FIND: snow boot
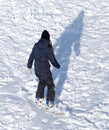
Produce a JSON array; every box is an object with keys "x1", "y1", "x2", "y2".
[
  {"x1": 35, "y1": 98, "x2": 44, "y2": 104},
  {"x1": 46, "y1": 100, "x2": 54, "y2": 109}
]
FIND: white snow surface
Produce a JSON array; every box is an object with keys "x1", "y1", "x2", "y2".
[{"x1": 0, "y1": 0, "x2": 109, "y2": 130}]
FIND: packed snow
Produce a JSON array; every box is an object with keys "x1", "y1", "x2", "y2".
[{"x1": 0, "y1": 0, "x2": 109, "y2": 130}]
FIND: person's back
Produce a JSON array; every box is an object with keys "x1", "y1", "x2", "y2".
[
  {"x1": 28, "y1": 35, "x2": 60, "y2": 79},
  {"x1": 34, "y1": 39, "x2": 51, "y2": 73}
]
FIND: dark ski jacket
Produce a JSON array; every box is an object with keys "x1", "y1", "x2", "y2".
[{"x1": 27, "y1": 39, "x2": 60, "y2": 79}]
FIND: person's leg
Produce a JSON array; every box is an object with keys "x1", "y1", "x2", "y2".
[
  {"x1": 46, "y1": 78, "x2": 55, "y2": 102},
  {"x1": 36, "y1": 79, "x2": 45, "y2": 99}
]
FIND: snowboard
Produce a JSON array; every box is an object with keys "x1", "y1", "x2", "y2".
[{"x1": 35, "y1": 101, "x2": 65, "y2": 117}]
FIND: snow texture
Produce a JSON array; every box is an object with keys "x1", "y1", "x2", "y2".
[{"x1": 0, "y1": 0, "x2": 109, "y2": 130}]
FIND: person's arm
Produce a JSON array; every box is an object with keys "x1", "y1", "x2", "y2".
[
  {"x1": 48, "y1": 48, "x2": 60, "y2": 69},
  {"x1": 27, "y1": 46, "x2": 35, "y2": 69}
]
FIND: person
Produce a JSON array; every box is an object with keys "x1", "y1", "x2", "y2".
[{"x1": 27, "y1": 30, "x2": 60, "y2": 108}]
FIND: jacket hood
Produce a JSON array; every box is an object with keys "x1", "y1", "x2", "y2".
[{"x1": 36, "y1": 39, "x2": 50, "y2": 49}]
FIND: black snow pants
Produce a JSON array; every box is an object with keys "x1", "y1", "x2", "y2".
[{"x1": 36, "y1": 76, "x2": 55, "y2": 101}]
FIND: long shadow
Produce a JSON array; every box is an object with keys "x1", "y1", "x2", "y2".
[{"x1": 53, "y1": 11, "x2": 85, "y2": 104}]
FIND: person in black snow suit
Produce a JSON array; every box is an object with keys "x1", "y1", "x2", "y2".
[{"x1": 27, "y1": 30, "x2": 60, "y2": 108}]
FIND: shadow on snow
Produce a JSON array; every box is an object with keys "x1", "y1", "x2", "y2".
[{"x1": 53, "y1": 11, "x2": 85, "y2": 104}]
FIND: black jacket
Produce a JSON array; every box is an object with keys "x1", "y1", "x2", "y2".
[{"x1": 27, "y1": 39, "x2": 60, "y2": 78}]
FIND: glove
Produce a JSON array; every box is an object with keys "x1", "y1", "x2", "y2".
[
  {"x1": 57, "y1": 64, "x2": 60, "y2": 69},
  {"x1": 28, "y1": 68, "x2": 32, "y2": 74}
]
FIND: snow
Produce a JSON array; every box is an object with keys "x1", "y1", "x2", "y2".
[{"x1": 0, "y1": 0, "x2": 109, "y2": 129}]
